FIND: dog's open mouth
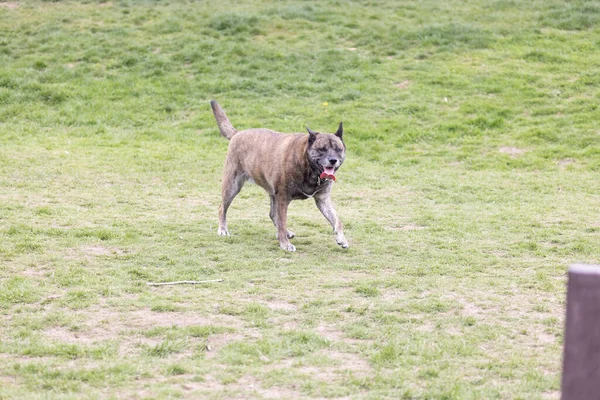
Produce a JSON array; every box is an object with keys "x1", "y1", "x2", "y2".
[{"x1": 320, "y1": 166, "x2": 336, "y2": 181}]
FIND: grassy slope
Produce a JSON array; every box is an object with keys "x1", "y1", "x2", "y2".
[{"x1": 0, "y1": 0, "x2": 599, "y2": 398}]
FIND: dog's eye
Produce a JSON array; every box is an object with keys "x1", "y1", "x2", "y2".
[{"x1": 318, "y1": 147, "x2": 327, "y2": 152}]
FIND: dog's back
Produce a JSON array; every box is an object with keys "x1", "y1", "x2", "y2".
[{"x1": 225, "y1": 129, "x2": 308, "y2": 193}]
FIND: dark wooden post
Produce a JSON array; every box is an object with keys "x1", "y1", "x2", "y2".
[{"x1": 562, "y1": 264, "x2": 600, "y2": 400}]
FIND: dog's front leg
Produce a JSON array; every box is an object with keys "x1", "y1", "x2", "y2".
[
  {"x1": 270, "y1": 195, "x2": 295, "y2": 239},
  {"x1": 315, "y1": 195, "x2": 349, "y2": 249},
  {"x1": 274, "y1": 196, "x2": 296, "y2": 252}
]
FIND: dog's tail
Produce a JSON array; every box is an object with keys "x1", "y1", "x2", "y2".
[{"x1": 210, "y1": 100, "x2": 237, "y2": 140}]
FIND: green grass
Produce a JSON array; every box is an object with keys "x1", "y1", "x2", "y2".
[{"x1": 1, "y1": 0, "x2": 599, "y2": 398}]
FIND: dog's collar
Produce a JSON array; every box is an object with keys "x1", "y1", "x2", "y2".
[
  {"x1": 300, "y1": 185, "x2": 324, "y2": 199},
  {"x1": 299, "y1": 176, "x2": 326, "y2": 199}
]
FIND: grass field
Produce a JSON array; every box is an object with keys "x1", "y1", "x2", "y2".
[{"x1": 1, "y1": 0, "x2": 599, "y2": 398}]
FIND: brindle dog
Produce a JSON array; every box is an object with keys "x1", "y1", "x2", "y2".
[{"x1": 210, "y1": 100, "x2": 349, "y2": 252}]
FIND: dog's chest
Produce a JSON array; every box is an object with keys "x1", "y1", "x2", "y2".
[{"x1": 290, "y1": 178, "x2": 328, "y2": 200}]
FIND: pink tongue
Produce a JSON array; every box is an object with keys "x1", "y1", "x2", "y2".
[{"x1": 320, "y1": 167, "x2": 336, "y2": 181}]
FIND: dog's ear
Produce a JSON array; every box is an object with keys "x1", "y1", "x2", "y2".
[
  {"x1": 334, "y1": 122, "x2": 343, "y2": 141},
  {"x1": 306, "y1": 127, "x2": 318, "y2": 146}
]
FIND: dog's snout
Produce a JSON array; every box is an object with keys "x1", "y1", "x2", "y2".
[{"x1": 328, "y1": 158, "x2": 338, "y2": 166}]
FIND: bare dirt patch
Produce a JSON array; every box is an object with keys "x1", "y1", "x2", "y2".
[
  {"x1": 280, "y1": 320, "x2": 299, "y2": 330},
  {"x1": 415, "y1": 320, "x2": 435, "y2": 333},
  {"x1": 267, "y1": 348, "x2": 373, "y2": 390},
  {"x1": 41, "y1": 308, "x2": 244, "y2": 355},
  {"x1": 265, "y1": 300, "x2": 297, "y2": 312},
  {"x1": 542, "y1": 390, "x2": 560, "y2": 399},
  {"x1": 399, "y1": 224, "x2": 426, "y2": 231},
  {"x1": 462, "y1": 301, "x2": 485, "y2": 318},
  {"x1": 44, "y1": 326, "x2": 118, "y2": 345},
  {"x1": 126, "y1": 310, "x2": 219, "y2": 329},
  {"x1": 382, "y1": 289, "x2": 408, "y2": 302},
  {"x1": 395, "y1": 80, "x2": 411, "y2": 89},
  {"x1": 499, "y1": 146, "x2": 526, "y2": 157},
  {"x1": 183, "y1": 370, "x2": 305, "y2": 399},
  {"x1": 82, "y1": 244, "x2": 125, "y2": 256},
  {"x1": 237, "y1": 375, "x2": 304, "y2": 399},
  {"x1": 315, "y1": 324, "x2": 344, "y2": 341},
  {"x1": 558, "y1": 158, "x2": 575, "y2": 168},
  {"x1": 205, "y1": 332, "x2": 246, "y2": 358},
  {"x1": 183, "y1": 374, "x2": 226, "y2": 394},
  {"x1": 321, "y1": 349, "x2": 373, "y2": 377},
  {"x1": 21, "y1": 268, "x2": 48, "y2": 277},
  {"x1": 384, "y1": 222, "x2": 427, "y2": 232},
  {"x1": 534, "y1": 330, "x2": 556, "y2": 346}
]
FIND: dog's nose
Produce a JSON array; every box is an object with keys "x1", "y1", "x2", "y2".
[{"x1": 328, "y1": 159, "x2": 338, "y2": 166}]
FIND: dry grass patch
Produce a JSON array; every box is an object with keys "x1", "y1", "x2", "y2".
[{"x1": 499, "y1": 146, "x2": 527, "y2": 157}]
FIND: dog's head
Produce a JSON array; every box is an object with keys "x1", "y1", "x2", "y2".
[{"x1": 306, "y1": 123, "x2": 345, "y2": 181}]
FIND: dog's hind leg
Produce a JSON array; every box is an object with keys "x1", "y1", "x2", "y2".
[
  {"x1": 274, "y1": 196, "x2": 296, "y2": 252},
  {"x1": 269, "y1": 195, "x2": 295, "y2": 239},
  {"x1": 218, "y1": 171, "x2": 245, "y2": 236},
  {"x1": 314, "y1": 195, "x2": 349, "y2": 249}
]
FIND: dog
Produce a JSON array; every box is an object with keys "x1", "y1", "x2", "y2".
[{"x1": 210, "y1": 100, "x2": 349, "y2": 252}]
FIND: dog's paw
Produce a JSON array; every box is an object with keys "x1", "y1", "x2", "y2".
[
  {"x1": 280, "y1": 242, "x2": 296, "y2": 252},
  {"x1": 217, "y1": 227, "x2": 229, "y2": 236},
  {"x1": 336, "y1": 234, "x2": 349, "y2": 249}
]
